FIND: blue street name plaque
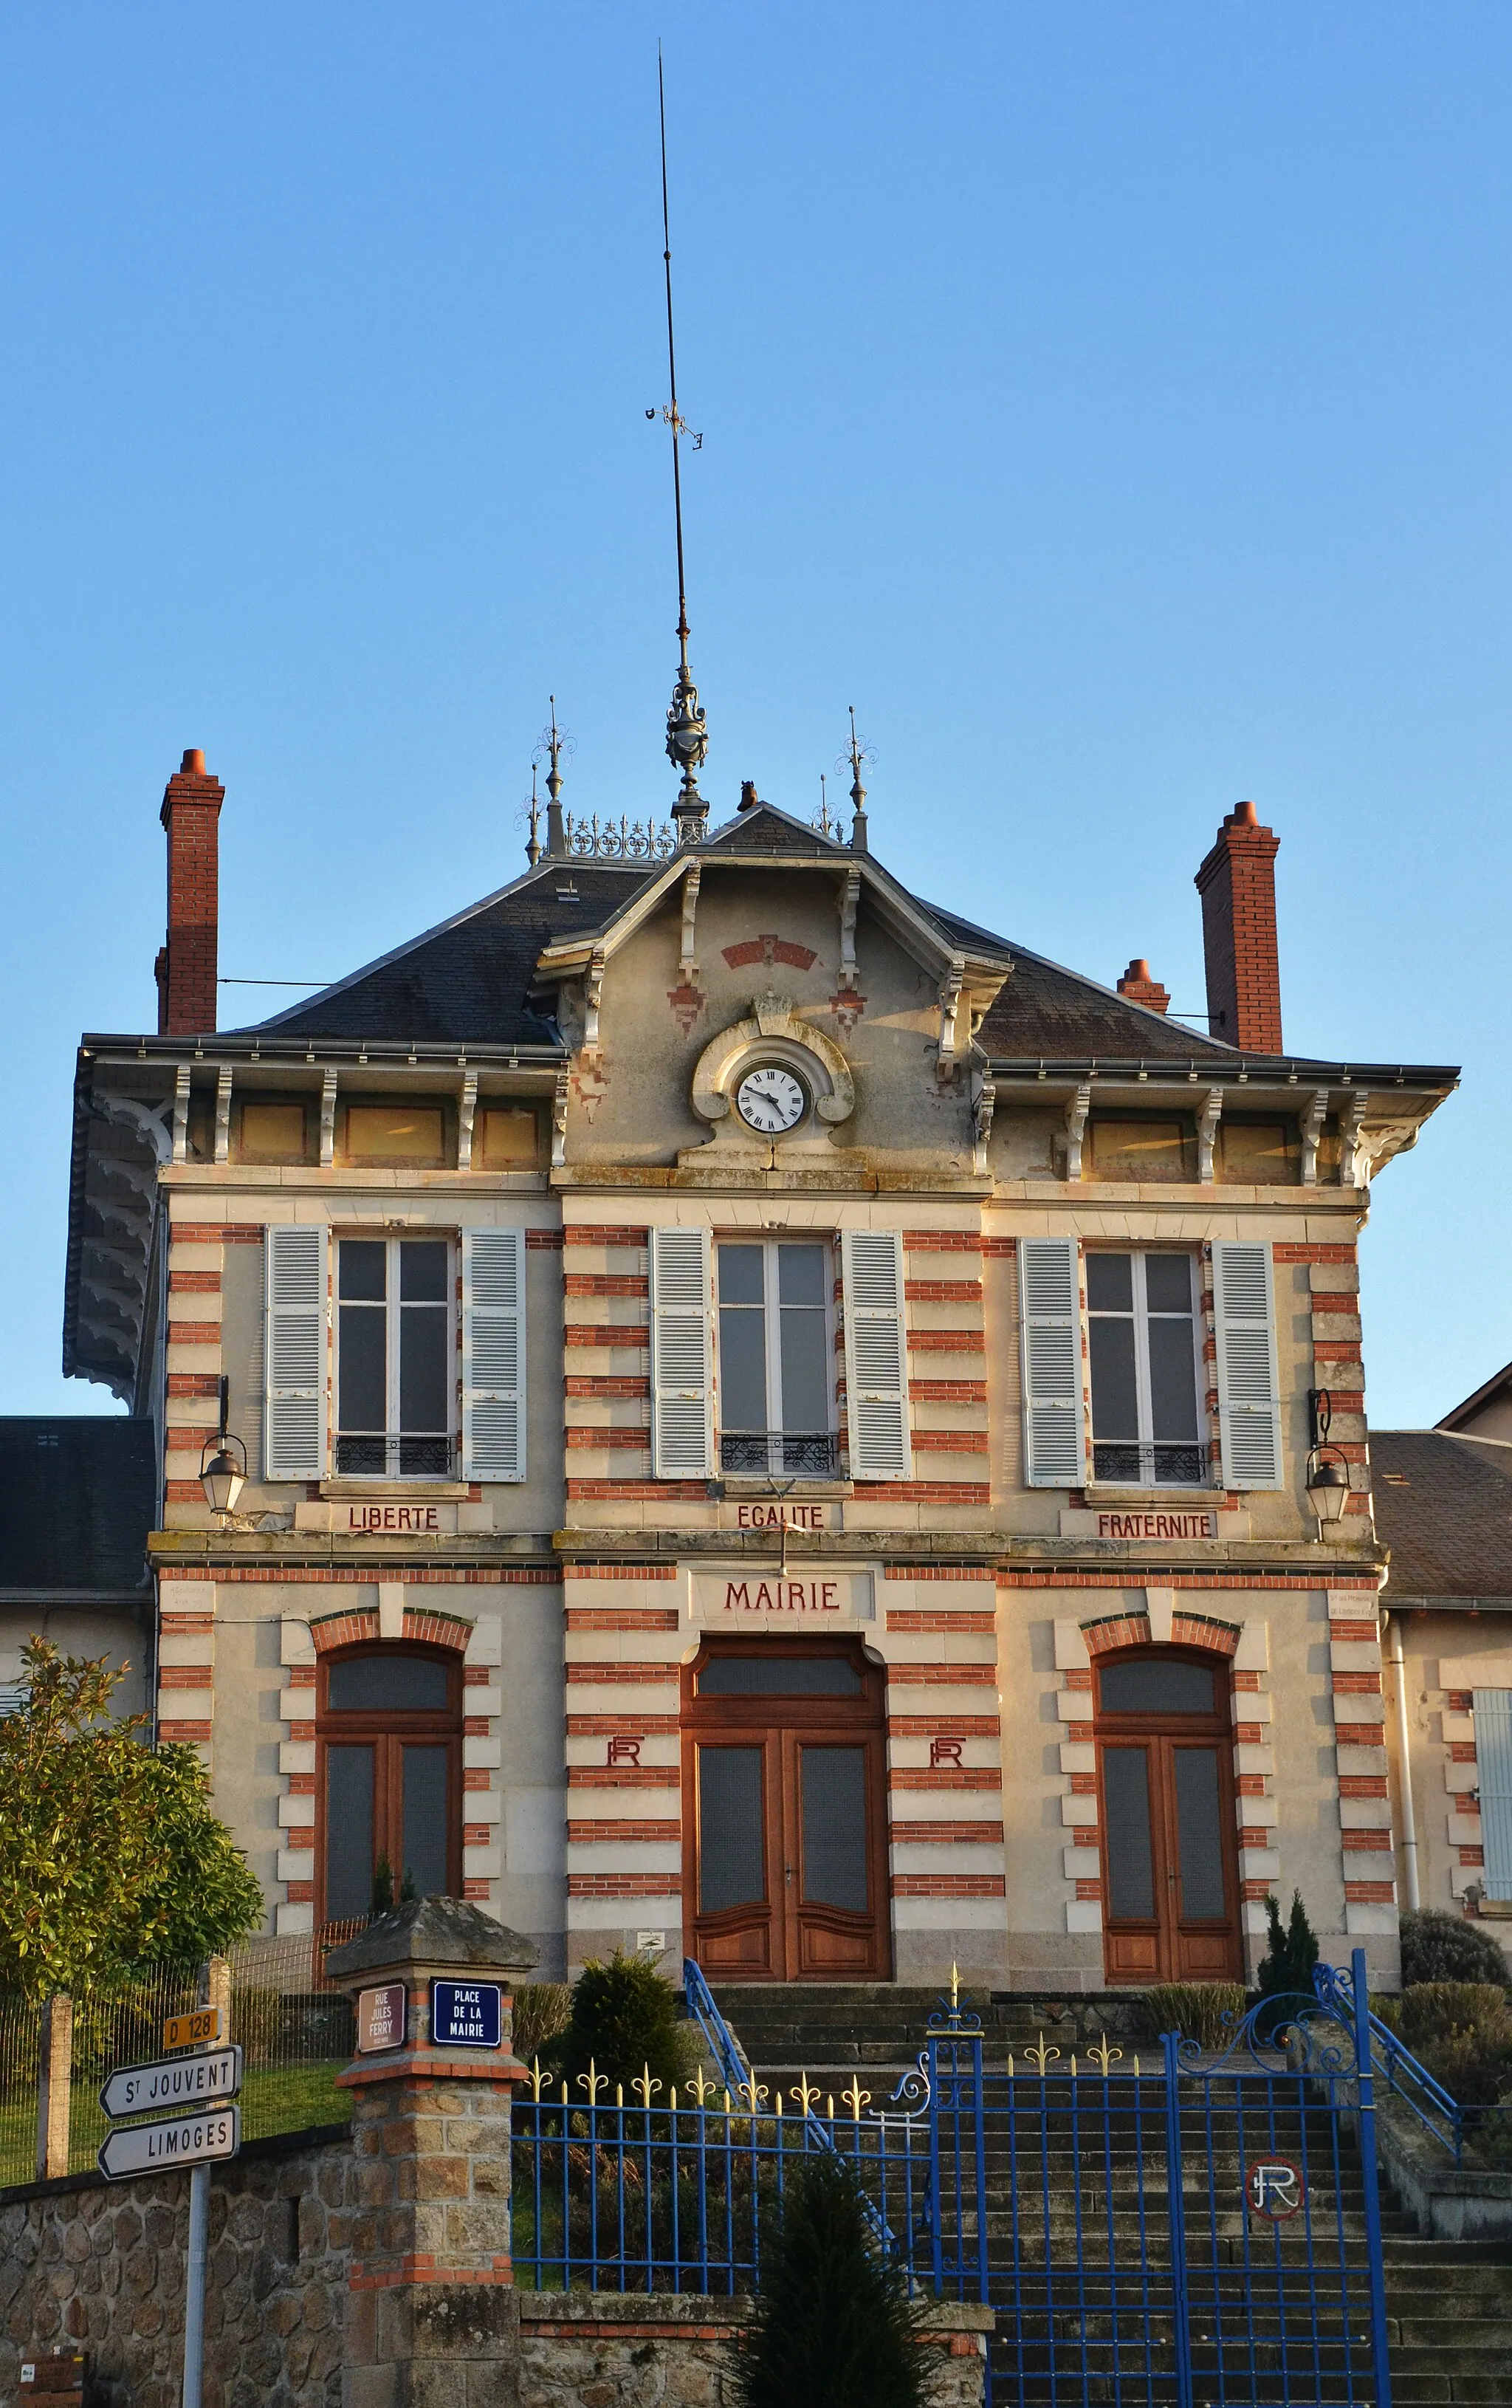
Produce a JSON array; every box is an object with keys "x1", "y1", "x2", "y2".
[{"x1": 431, "y1": 1979, "x2": 503, "y2": 2048}]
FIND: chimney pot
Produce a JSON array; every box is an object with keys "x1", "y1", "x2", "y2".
[
  {"x1": 738, "y1": 781, "x2": 759, "y2": 812},
  {"x1": 1194, "y1": 798, "x2": 1282, "y2": 1052},
  {"x1": 1116, "y1": 957, "x2": 1171, "y2": 1015},
  {"x1": 157, "y1": 749, "x2": 225, "y2": 1036}
]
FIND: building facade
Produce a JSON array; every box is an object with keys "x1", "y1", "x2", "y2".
[{"x1": 56, "y1": 750, "x2": 1457, "y2": 1987}]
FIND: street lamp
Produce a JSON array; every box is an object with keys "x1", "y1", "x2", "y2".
[
  {"x1": 1305, "y1": 1387, "x2": 1351, "y2": 1531},
  {"x1": 199, "y1": 1376, "x2": 247, "y2": 1517}
]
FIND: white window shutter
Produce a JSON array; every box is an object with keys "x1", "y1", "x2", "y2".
[
  {"x1": 264, "y1": 1225, "x2": 327, "y2": 1481},
  {"x1": 1212, "y1": 1239, "x2": 1282, "y2": 1489},
  {"x1": 650, "y1": 1226, "x2": 714, "y2": 1479},
  {"x1": 463, "y1": 1228, "x2": 526, "y2": 1482},
  {"x1": 1019, "y1": 1236, "x2": 1085, "y2": 1487},
  {"x1": 1474, "y1": 1691, "x2": 1512, "y2": 1902},
  {"x1": 842, "y1": 1229, "x2": 912, "y2": 1481}
]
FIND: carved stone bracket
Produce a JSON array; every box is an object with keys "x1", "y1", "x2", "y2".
[
  {"x1": 551, "y1": 1065, "x2": 571, "y2": 1169},
  {"x1": 171, "y1": 1064, "x2": 192, "y2": 1165},
  {"x1": 1197, "y1": 1086, "x2": 1223, "y2": 1183},
  {"x1": 582, "y1": 950, "x2": 607, "y2": 1057},
  {"x1": 838, "y1": 865, "x2": 860, "y2": 989},
  {"x1": 320, "y1": 1068, "x2": 337, "y2": 1169},
  {"x1": 971, "y1": 1066, "x2": 997, "y2": 1176},
  {"x1": 213, "y1": 1065, "x2": 233, "y2": 1164},
  {"x1": 1300, "y1": 1088, "x2": 1329, "y2": 1186},
  {"x1": 1065, "y1": 1083, "x2": 1092, "y2": 1181},
  {"x1": 937, "y1": 966, "x2": 966, "y2": 1080},
  {"x1": 458, "y1": 1070, "x2": 478, "y2": 1170},
  {"x1": 1339, "y1": 1092, "x2": 1370, "y2": 1189}
]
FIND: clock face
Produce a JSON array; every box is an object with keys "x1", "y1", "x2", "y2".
[{"x1": 735, "y1": 1066, "x2": 807, "y2": 1135}]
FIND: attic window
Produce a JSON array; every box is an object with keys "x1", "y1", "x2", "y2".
[
  {"x1": 342, "y1": 1105, "x2": 447, "y2": 1167},
  {"x1": 1382, "y1": 1472, "x2": 1409, "y2": 1485},
  {"x1": 477, "y1": 1106, "x2": 542, "y2": 1171}
]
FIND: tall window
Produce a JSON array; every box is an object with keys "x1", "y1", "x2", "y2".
[
  {"x1": 317, "y1": 1647, "x2": 461, "y2": 1921},
  {"x1": 1087, "y1": 1251, "x2": 1205, "y2": 1486},
  {"x1": 337, "y1": 1236, "x2": 453, "y2": 1476},
  {"x1": 717, "y1": 1240, "x2": 834, "y2": 1476}
]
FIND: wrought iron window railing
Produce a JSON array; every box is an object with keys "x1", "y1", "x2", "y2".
[
  {"x1": 333, "y1": 1433, "x2": 457, "y2": 1478},
  {"x1": 718, "y1": 1430, "x2": 839, "y2": 1478},
  {"x1": 1091, "y1": 1440, "x2": 1208, "y2": 1487}
]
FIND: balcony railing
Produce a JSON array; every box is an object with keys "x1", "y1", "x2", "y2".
[
  {"x1": 334, "y1": 1433, "x2": 458, "y2": 1479},
  {"x1": 1091, "y1": 1440, "x2": 1208, "y2": 1488},
  {"x1": 720, "y1": 1431, "x2": 839, "y2": 1479}
]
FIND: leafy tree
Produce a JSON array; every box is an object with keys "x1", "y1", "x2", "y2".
[
  {"x1": 0, "y1": 1640, "x2": 262, "y2": 2000},
  {"x1": 729, "y1": 2150, "x2": 929, "y2": 2408},
  {"x1": 551, "y1": 1947, "x2": 698, "y2": 2096}
]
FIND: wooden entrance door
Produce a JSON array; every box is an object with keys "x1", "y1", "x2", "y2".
[
  {"x1": 683, "y1": 1639, "x2": 890, "y2": 1982},
  {"x1": 1095, "y1": 1649, "x2": 1243, "y2": 1985}
]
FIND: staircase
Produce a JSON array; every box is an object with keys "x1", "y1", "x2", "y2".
[{"x1": 701, "y1": 1982, "x2": 1512, "y2": 2406}]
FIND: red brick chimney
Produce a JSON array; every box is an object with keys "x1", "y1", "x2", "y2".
[
  {"x1": 154, "y1": 749, "x2": 224, "y2": 1035},
  {"x1": 1116, "y1": 958, "x2": 1170, "y2": 1015},
  {"x1": 1193, "y1": 799, "x2": 1282, "y2": 1053}
]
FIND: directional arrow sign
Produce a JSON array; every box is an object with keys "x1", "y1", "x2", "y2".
[
  {"x1": 97, "y1": 2105, "x2": 240, "y2": 2181},
  {"x1": 98, "y1": 2045, "x2": 242, "y2": 2122}
]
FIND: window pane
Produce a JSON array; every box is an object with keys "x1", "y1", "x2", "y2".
[
  {"x1": 1173, "y1": 1748, "x2": 1227, "y2": 1919},
  {"x1": 1147, "y1": 1318, "x2": 1198, "y2": 1441},
  {"x1": 1089, "y1": 1318, "x2": 1138, "y2": 1439},
  {"x1": 800, "y1": 1747, "x2": 868, "y2": 1911},
  {"x1": 777, "y1": 1244, "x2": 826, "y2": 1307},
  {"x1": 1144, "y1": 1254, "x2": 1194, "y2": 1315},
  {"x1": 339, "y1": 1306, "x2": 388, "y2": 1433},
  {"x1": 328, "y1": 1654, "x2": 451, "y2": 1711},
  {"x1": 1086, "y1": 1253, "x2": 1133, "y2": 1312},
  {"x1": 718, "y1": 1246, "x2": 765, "y2": 1306},
  {"x1": 779, "y1": 1306, "x2": 829, "y2": 1433},
  {"x1": 698, "y1": 1655, "x2": 862, "y2": 1696},
  {"x1": 719, "y1": 1308, "x2": 768, "y2": 1430},
  {"x1": 340, "y1": 1241, "x2": 387, "y2": 1301},
  {"x1": 1102, "y1": 1749, "x2": 1155, "y2": 1918},
  {"x1": 1099, "y1": 1659, "x2": 1215, "y2": 1715},
  {"x1": 326, "y1": 1746, "x2": 375, "y2": 1919},
  {"x1": 400, "y1": 1306, "x2": 450, "y2": 1433},
  {"x1": 698, "y1": 1748, "x2": 766, "y2": 1912},
  {"x1": 401, "y1": 1745, "x2": 451, "y2": 1898},
  {"x1": 400, "y1": 1241, "x2": 449, "y2": 1302}
]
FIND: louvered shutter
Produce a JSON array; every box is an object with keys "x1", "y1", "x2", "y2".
[
  {"x1": 1018, "y1": 1235, "x2": 1085, "y2": 1486},
  {"x1": 842, "y1": 1229, "x2": 912, "y2": 1481},
  {"x1": 1474, "y1": 1690, "x2": 1512, "y2": 1902},
  {"x1": 462, "y1": 1228, "x2": 527, "y2": 1481},
  {"x1": 264, "y1": 1224, "x2": 327, "y2": 1480},
  {"x1": 1212, "y1": 1239, "x2": 1282, "y2": 1489},
  {"x1": 650, "y1": 1226, "x2": 714, "y2": 1479}
]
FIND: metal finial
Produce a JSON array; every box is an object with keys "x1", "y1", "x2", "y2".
[
  {"x1": 845, "y1": 706, "x2": 871, "y2": 854},
  {"x1": 655, "y1": 47, "x2": 709, "y2": 843},
  {"x1": 540, "y1": 696, "x2": 570, "y2": 860},
  {"x1": 950, "y1": 1961, "x2": 960, "y2": 2017},
  {"x1": 525, "y1": 764, "x2": 542, "y2": 868}
]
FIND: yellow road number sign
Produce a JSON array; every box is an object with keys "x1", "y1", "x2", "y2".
[{"x1": 162, "y1": 2006, "x2": 221, "y2": 2051}]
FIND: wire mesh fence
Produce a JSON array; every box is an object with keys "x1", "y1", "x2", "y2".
[{"x1": 0, "y1": 1992, "x2": 44, "y2": 2186}]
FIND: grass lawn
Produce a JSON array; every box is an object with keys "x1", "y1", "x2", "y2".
[{"x1": 0, "y1": 2060, "x2": 351, "y2": 2186}]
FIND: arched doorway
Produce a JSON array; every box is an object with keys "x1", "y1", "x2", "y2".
[
  {"x1": 1094, "y1": 1647, "x2": 1243, "y2": 1984},
  {"x1": 315, "y1": 1643, "x2": 464, "y2": 1921},
  {"x1": 681, "y1": 1637, "x2": 890, "y2": 1982}
]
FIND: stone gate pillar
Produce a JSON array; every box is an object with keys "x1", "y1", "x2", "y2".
[{"x1": 325, "y1": 1896, "x2": 539, "y2": 2408}]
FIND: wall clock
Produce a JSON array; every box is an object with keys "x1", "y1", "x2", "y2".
[{"x1": 734, "y1": 1066, "x2": 807, "y2": 1135}]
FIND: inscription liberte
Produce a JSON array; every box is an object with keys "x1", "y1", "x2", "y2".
[{"x1": 346, "y1": 1505, "x2": 441, "y2": 1533}]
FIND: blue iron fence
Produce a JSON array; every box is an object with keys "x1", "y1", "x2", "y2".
[{"x1": 509, "y1": 1952, "x2": 1400, "y2": 2407}]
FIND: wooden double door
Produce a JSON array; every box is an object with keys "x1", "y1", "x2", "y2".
[
  {"x1": 1096, "y1": 1648, "x2": 1244, "y2": 1985},
  {"x1": 683, "y1": 1639, "x2": 890, "y2": 1982}
]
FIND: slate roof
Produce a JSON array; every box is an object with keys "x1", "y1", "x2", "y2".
[
  {"x1": 1438, "y1": 1364, "x2": 1512, "y2": 1435},
  {"x1": 0, "y1": 1418, "x2": 156, "y2": 1602},
  {"x1": 1372, "y1": 1430, "x2": 1512, "y2": 1602}
]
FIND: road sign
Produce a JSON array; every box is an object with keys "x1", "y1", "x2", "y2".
[
  {"x1": 432, "y1": 1979, "x2": 502, "y2": 2048},
  {"x1": 357, "y1": 1982, "x2": 407, "y2": 2053},
  {"x1": 1245, "y1": 2156, "x2": 1305, "y2": 2219},
  {"x1": 97, "y1": 2105, "x2": 240, "y2": 2181},
  {"x1": 163, "y1": 2006, "x2": 221, "y2": 2051},
  {"x1": 99, "y1": 2045, "x2": 241, "y2": 2122}
]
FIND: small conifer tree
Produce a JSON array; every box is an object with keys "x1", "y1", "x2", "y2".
[
  {"x1": 1253, "y1": 1890, "x2": 1320, "y2": 2038},
  {"x1": 551, "y1": 1947, "x2": 697, "y2": 2096},
  {"x1": 731, "y1": 2150, "x2": 929, "y2": 2408}
]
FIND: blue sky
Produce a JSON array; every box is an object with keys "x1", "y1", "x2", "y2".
[{"x1": 1, "y1": 3, "x2": 1506, "y2": 1424}]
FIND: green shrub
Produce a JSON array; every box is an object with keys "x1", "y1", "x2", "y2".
[
  {"x1": 512, "y1": 1980, "x2": 571, "y2": 2071},
  {"x1": 1389, "y1": 1983, "x2": 1512, "y2": 2050},
  {"x1": 550, "y1": 1949, "x2": 698, "y2": 2100},
  {"x1": 1376, "y1": 1981, "x2": 1512, "y2": 2112},
  {"x1": 1143, "y1": 1983, "x2": 1247, "y2": 2049},
  {"x1": 1399, "y1": 1910, "x2": 1511, "y2": 1991},
  {"x1": 729, "y1": 2150, "x2": 929, "y2": 2408}
]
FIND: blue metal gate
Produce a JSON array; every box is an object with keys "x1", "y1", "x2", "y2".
[{"x1": 921, "y1": 1949, "x2": 1392, "y2": 2407}]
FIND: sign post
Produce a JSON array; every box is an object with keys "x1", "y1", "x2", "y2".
[{"x1": 96, "y1": 1990, "x2": 241, "y2": 2408}]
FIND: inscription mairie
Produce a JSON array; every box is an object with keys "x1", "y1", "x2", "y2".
[{"x1": 690, "y1": 1566, "x2": 873, "y2": 1623}]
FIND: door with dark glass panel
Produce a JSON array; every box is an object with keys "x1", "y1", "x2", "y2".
[
  {"x1": 317, "y1": 1647, "x2": 462, "y2": 1921},
  {"x1": 683, "y1": 1642, "x2": 889, "y2": 1981},
  {"x1": 1095, "y1": 1650, "x2": 1243, "y2": 1984}
]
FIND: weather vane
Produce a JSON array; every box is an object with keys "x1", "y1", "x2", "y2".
[
  {"x1": 649, "y1": 47, "x2": 709, "y2": 842},
  {"x1": 839, "y1": 707, "x2": 875, "y2": 852}
]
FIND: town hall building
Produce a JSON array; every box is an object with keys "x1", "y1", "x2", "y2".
[{"x1": 53, "y1": 735, "x2": 1458, "y2": 1989}]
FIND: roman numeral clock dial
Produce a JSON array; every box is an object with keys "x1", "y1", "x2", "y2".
[{"x1": 734, "y1": 1066, "x2": 806, "y2": 1135}]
